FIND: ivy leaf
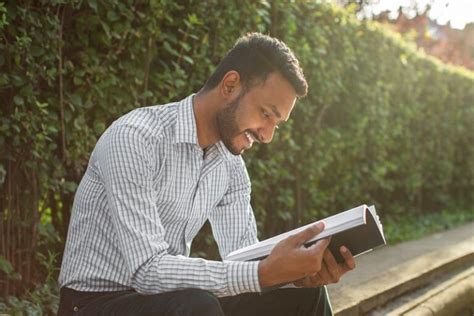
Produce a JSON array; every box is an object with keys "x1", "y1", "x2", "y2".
[
  {"x1": 30, "y1": 46, "x2": 45, "y2": 57},
  {"x1": 183, "y1": 56, "x2": 194, "y2": 64},
  {"x1": 13, "y1": 95, "x2": 24, "y2": 105},
  {"x1": 69, "y1": 94, "x2": 82, "y2": 107},
  {"x1": 107, "y1": 10, "x2": 119, "y2": 22},
  {"x1": 88, "y1": 0, "x2": 98, "y2": 13},
  {"x1": 0, "y1": 255, "x2": 14, "y2": 274}
]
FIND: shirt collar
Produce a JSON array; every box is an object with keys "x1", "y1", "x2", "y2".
[
  {"x1": 175, "y1": 94, "x2": 199, "y2": 145},
  {"x1": 215, "y1": 141, "x2": 234, "y2": 161},
  {"x1": 175, "y1": 93, "x2": 236, "y2": 162}
]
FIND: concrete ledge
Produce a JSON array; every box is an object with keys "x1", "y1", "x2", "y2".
[
  {"x1": 391, "y1": 267, "x2": 474, "y2": 315},
  {"x1": 329, "y1": 223, "x2": 474, "y2": 316}
]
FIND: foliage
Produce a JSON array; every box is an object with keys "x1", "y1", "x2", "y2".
[
  {"x1": 0, "y1": 249, "x2": 59, "y2": 315},
  {"x1": 1, "y1": 0, "x2": 473, "y2": 313},
  {"x1": 384, "y1": 207, "x2": 474, "y2": 244},
  {"x1": 244, "y1": 2, "x2": 474, "y2": 241}
]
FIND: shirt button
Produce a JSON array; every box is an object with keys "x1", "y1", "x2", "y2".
[{"x1": 73, "y1": 306, "x2": 79, "y2": 312}]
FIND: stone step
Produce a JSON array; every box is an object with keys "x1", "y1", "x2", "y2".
[
  {"x1": 369, "y1": 266, "x2": 473, "y2": 315},
  {"x1": 328, "y1": 222, "x2": 474, "y2": 315}
]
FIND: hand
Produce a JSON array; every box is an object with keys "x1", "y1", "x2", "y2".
[
  {"x1": 293, "y1": 246, "x2": 356, "y2": 288},
  {"x1": 258, "y1": 222, "x2": 331, "y2": 288}
]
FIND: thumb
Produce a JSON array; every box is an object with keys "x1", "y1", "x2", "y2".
[{"x1": 288, "y1": 222, "x2": 325, "y2": 246}]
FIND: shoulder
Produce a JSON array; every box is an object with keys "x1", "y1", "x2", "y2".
[
  {"x1": 103, "y1": 101, "x2": 180, "y2": 145},
  {"x1": 227, "y1": 155, "x2": 251, "y2": 186}
]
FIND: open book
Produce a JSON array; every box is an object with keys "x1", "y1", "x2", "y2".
[{"x1": 225, "y1": 204, "x2": 386, "y2": 263}]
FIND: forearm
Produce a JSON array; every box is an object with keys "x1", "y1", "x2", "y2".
[{"x1": 132, "y1": 253, "x2": 261, "y2": 297}]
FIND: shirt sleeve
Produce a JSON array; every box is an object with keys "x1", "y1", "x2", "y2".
[
  {"x1": 97, "y1": 124, "x2": 260, "y2": 297},
  {"x1": 208, "y1": 156, "x2": 260, "y2": 258}
]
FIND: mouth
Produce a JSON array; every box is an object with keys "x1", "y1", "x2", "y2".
[{"x1": 244, "y1": 131, "x2": 258, "y2": 150}]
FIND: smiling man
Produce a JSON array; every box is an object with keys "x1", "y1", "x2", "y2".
[{"x1": 58, "y1": 33, "x2": 355, "y2": 316}]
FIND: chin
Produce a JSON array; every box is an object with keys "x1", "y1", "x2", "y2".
[
  {"x1": 229, "y1": 146, "x2": 244, "y2": 156},
  {"x1": 222, "y1": 140, "x2": 243, "y2": 156}
]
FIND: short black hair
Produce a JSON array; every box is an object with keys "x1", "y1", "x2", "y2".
[{"x1": 203, "y1": 33, "x2": 308, "y2": 97}]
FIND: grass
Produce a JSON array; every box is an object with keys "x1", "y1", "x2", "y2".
[{"x1": 383, "y1": 207, "x2": 474, "y2": 245}]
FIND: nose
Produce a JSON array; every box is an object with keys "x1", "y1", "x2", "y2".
[{"x1": 258, "y1": 125, "x2": 277, "y2": 144}]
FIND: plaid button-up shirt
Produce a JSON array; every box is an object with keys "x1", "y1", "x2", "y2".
[{"x1": 59, "y1": 94, "x2": 261, "y2": 297}]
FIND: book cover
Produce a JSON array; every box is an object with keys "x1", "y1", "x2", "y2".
[{"x1": 225, "y1": 205, "x2": 386, "y2": 263}]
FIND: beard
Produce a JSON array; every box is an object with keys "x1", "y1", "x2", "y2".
[{"x1": 215, "y1": 92, "x2": 245, "y2": 155}]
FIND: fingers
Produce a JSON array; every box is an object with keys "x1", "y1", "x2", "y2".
[
  {"x1": 340, "y1": 246, "x2": 356, "y2": 270},
  {"x1": 293, "y1": 274, "x2": 324, "y2": 288},
  {"x1": 289, "y1": 222, "x2": 325, "y2": 246},
  {"x1": 316, "y1": 261, "x2": 333, "y2": 283},
  {"x1": 293, "y1": 246, "x2": 357, "y2": 288},
  {"x1": 323, "y1": 249, "x2": 342, "y2": 282},
  {"x1": 293, "y1": 277, "x2": 310, "y2": 287},
  {"x1": 308, "y1": 236, "x2": 331, "y2": 254},
  {"x1": 308, "y1": 273, "x2": 324, "y2": 287},
  {"x1": 293, "y1": 277, "x2": 306, "y2": 287}
]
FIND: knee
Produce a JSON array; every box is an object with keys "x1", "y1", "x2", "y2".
[
  {"x1": 182, "y1": 289, "x2": 224, "y2": 316},
  {"x1": 297, "y1": 286, "x2": 327, "y2": 305},
  {"x1": 297, "y1": 286, "x2": 331, "y2": 315},
  {"x1": 299, "y1": 286, "x2": 323, "y2": 301},
  {"x1": 279, "y1": 287, "x2": 321, "y2": 303},
  {"x1": 280, "y1": 287, "x2": 328, "y2": 313}
]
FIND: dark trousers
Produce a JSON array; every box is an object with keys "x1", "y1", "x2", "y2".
[{"x1": 57, "y1": 286, "x2": 333, "y2": 316}]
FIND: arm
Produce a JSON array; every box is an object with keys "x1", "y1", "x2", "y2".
[
  {"x1": 208, "y1": 157, "x2": 259, "y2": 259},
  {"x1": 207, "y1": 159, "x2": 351, "y2": 289},
  {"x1": 97, "y1": 124, "x2": 260, "y2": 297}
]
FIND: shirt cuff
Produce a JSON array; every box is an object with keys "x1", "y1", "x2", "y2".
[{"x1": 225, "y1": 260, "x2": 261, "y2": 296}]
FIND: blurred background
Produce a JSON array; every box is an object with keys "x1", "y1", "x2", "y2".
[{"x1": 1, "y1": 0, "x2": 473, "y2": 314}]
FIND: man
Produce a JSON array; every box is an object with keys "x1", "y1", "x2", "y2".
[{"x1": 58, "y1": 32, "x2": 355, "y2": 316}]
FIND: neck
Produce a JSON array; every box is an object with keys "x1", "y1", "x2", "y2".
[{"x1": 193, "y1": 89, "x2": 221, "y2": 149}]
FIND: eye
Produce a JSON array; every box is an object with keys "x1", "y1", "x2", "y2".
[{"x1": 262, "y1": 109, "x2": 271, "y2": 118}]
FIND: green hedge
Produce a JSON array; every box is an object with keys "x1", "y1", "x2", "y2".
[
  {"x1": 246, "y1": 3, "x2": 474, "y2": 239},
  {"x1": 1, "y1": 0, "x2": 473, "y2": 306}
]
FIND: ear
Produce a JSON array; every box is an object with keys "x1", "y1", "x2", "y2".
[{"x1": 220, "y1": 71, "x2": 242, "y2": 100}]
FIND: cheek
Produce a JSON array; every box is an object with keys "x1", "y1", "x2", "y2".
[{"x1": 235, "y1": 108, "x2": 260, "y2": 131}]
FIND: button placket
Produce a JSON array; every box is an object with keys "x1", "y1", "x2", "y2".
[{"x1": 183, "y1": 147, "x2": 204, "y2": 249}]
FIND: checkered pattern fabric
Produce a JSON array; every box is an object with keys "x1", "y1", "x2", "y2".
[{"x1": 59, "y1": 95, "x2": 261, "y2": 297}]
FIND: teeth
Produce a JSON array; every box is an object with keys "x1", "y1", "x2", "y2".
[{"x1": 245, "y1": 131, "x2": 254, "y2": 144}]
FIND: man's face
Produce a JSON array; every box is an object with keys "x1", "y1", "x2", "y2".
[{"x1": 216, "y1": 72, "x2": 297, "y2": 155}]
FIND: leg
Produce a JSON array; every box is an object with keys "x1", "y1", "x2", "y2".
[
  {"x1": 58, "y1": 287, "x2": 224, "y2": 316},
  {"x1": 219, "y1": 286, "x2": 333, "y2": 316}
]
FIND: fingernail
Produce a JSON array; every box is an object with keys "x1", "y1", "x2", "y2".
[
  {"x1": 316, "y1": 222, "x2": 324, "y2": 229},
  {"x1": 341, "y1": 246, "x2": 347, "y2": 253}
]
